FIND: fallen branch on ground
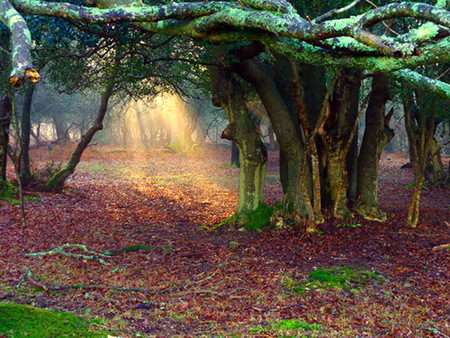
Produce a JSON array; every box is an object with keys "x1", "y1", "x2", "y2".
[
  {"x1": 25, "y1": 244, "x2": 111, "y2": 264},
  {"x1": 16, "y1": 267, "x2": 179, "y2": 294},
  {"x1": 432, "y1": 243, "x2": 450, "y2": 251}
]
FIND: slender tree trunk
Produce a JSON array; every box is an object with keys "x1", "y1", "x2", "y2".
[
  {"x1": 211, "y1": 65, "x2": 267, "y2": 218},
  {"x1": 0, "y1": 96, "x2": 12, "y2": 181},
  {"x1": 46, "y1": 78, "x2": 115, "y2": 192},
  {"x1": 52, "y1": 112, "x2": 69, "y2": 143},
  {"x1": 404, "y1": 92, "x2": 435, "y2": 227},
  {"x1": 355, "y1": 74, "x2": 394, "y2": 221},
  {"x1": 20, "y1": 83, "x2": 34, "y2": 180}
]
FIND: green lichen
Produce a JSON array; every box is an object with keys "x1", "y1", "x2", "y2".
[{"x1": 436, "y1": 0, "x2": 449, "y2": 9}]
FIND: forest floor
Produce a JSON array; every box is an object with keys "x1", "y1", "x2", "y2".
[{"x1": 0, "y1": 145, "x2": 449, "y2": 337}]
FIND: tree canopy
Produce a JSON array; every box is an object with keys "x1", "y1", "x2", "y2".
[{"x1": 1, "y1": 0, "x2": 449, "y2": 98}]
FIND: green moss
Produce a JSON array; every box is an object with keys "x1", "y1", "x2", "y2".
[
  {"x1": 251, "y1": 318, "x2": 322, "y2": 336},
  {"x1": 0, "y1": 302, "x2": 111, "y2": 337},
  {"x1": 217, "y1": 204, "x2": 274, "y2": 230},
  {"x1": 274, "y1": 319, "x2": 322, "y2": 331},
  {"x1": 286, "y1": 266, "x2": 384, "y2": 294}
]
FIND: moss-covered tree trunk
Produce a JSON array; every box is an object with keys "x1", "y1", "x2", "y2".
[
  {"x1": 235, "y1": 59, "x2": 306, "y2": 217},
  {"x1": 19, "y1": 83, "x2": 34, "y2": 180},
  {"x1": 46, "y1": 78, "x2": 115, "y2": 192},
  {"x1": 211, "y1": 65, "x2": 267, "y2": 218},
  {"x1": 404, "y1": 91, "x2": 436, "y2": 227},
  {"x1": 355, "y1": 74, "x2": 394, "y2": 221},
  {"x1": 318, "y1": 68, "x2": 362, "y2": 217},
  {"x1": 0, "y1": 96, "x2": 12, "y2": 181}
]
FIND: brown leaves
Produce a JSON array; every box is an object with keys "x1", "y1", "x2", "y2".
[{"x1": 1, "y1": 147, "x2": 449, "y2": 336}]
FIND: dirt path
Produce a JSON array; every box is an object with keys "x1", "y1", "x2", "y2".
[{"x1": 1, "y1": 147, "x2": 449, "y2": 337}]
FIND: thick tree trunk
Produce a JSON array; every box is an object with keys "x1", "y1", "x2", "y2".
[
  {"x1": 0, "y1": 96, "x2": 12, "y2": 181},
  {"x1": 46, "y1": 79, "x2": 115, "y2": 192},
  {"x1": 20, "y1": 83, "x2": 34, "y2": 180},
  {"x1": 319, "y1": 68, "x2": 362, "y2": 217},
  {"x1": 234, "y1": 59, "x2": 306, "y2": 215},
  {"x1": 211, "y1": 65, "x2": 267, "y2": 219},
  {"x1": 355, "y1": 74, "x2": 394, "y2": 221}
]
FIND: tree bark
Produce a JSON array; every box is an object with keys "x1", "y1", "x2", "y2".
[
  {"x1": 234, "y1": 59, "x2": 306, "y2": 215},
  {"x1": 355, "y1": 74, "x2": 394, "y2": 221},
  {"x1": 403, "y1": 90, "x2": 437, "y2": 227},
  {"x1": 318, "y1": 68, "x2": 362, "y2": 217},
  {"x1": 46, "y1": 78, "x2": 115, "y2": 192},
  {"x1": 0, "y1": 96, "x2": 12, "y2": 181},
  {"x1": 211, "y1": 64, "x2": 267, "y2": 218},
  {"x1": 20, "y1": 83, "x2": 34, "y2": 180}
]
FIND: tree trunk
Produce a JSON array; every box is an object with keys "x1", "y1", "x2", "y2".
[
  {"x1": 231, "y1": 142, "x2": 240, "y2": 167},
  {"x1": 319, "y1": 68, "x2": 362, "y2": 217},
  {"x1": 211, "y1": 65, "x2": 267, "y2": 220},
  {"x1": 46, "y1": 79, "x2": 115, "y2": 192},
  {"x1": 403, "y1": 91, "x2": 436, "y2": 227},
  {"x1": 0, "y1": 96, "x2": 12, "y2": 181},
  {"x1": 52, "y1": 112, "x2": 69, "y2": 144},
  {"x1": 234, "y1": 59, "x2": 306, "y2": 215},
  {"x1": 355, "y1": 74, "x2": 394, "y2": 221},
  {"x1": 20, "y1": 83, "x2": 34, "y2": 180}
]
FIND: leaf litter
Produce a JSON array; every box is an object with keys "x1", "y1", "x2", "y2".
[{"x1": 0, "y1": 146, "x2": 449, "y2": 337}]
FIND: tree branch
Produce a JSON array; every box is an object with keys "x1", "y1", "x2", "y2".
[
  {"x1": 394, "y1": 69, "x2": 450, "y2": 100},
  {"x1": 0, "y1": 0, "x2": 40, "y2": 86}
]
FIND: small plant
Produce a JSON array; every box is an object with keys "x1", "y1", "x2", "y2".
[
  {"x1": 0, "y1": 180, "x2": 17, "y2": 201},
  {"x1": 405, "y1": 181, "x2": 428, "y2": 190},
  {"x1": 33, "y1": 160, "x2": 63, "y2": 180}
]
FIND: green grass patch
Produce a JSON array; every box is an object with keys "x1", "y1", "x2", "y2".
[
  {"x1": 0, "y1": 302, "x2": 112, "y2": 337},
  {"x1": 285, "y1": 266, "x2": 384, "y2": 294}
]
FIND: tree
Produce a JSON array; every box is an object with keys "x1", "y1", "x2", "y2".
[{"x1": 0, "y1": 96, "x2": 12, "y2": 181}]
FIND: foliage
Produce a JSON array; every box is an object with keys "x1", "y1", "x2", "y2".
[
  {"x1": 0, "y1": 180, "x2": 17, "y2": 200},
  {"x1": 0, "y1": 302, "x2": 110, "y2": 337}
]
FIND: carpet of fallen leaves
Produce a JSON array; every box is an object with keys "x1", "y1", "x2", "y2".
[{"x1": 1, "y1": 145, "x2": 449, "y2": 337}]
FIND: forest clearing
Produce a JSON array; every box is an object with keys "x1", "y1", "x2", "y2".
[{"x1": 1, "y1": 145, "x2": 449, "y2": 337}]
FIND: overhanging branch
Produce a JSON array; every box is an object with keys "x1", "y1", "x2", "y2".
[
  {"x1": 393, "y1": 69, "x2": 450, "y2": 100},
  {"x1": 0, "y1": 0, "x2": 40, "y2": 87}
]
